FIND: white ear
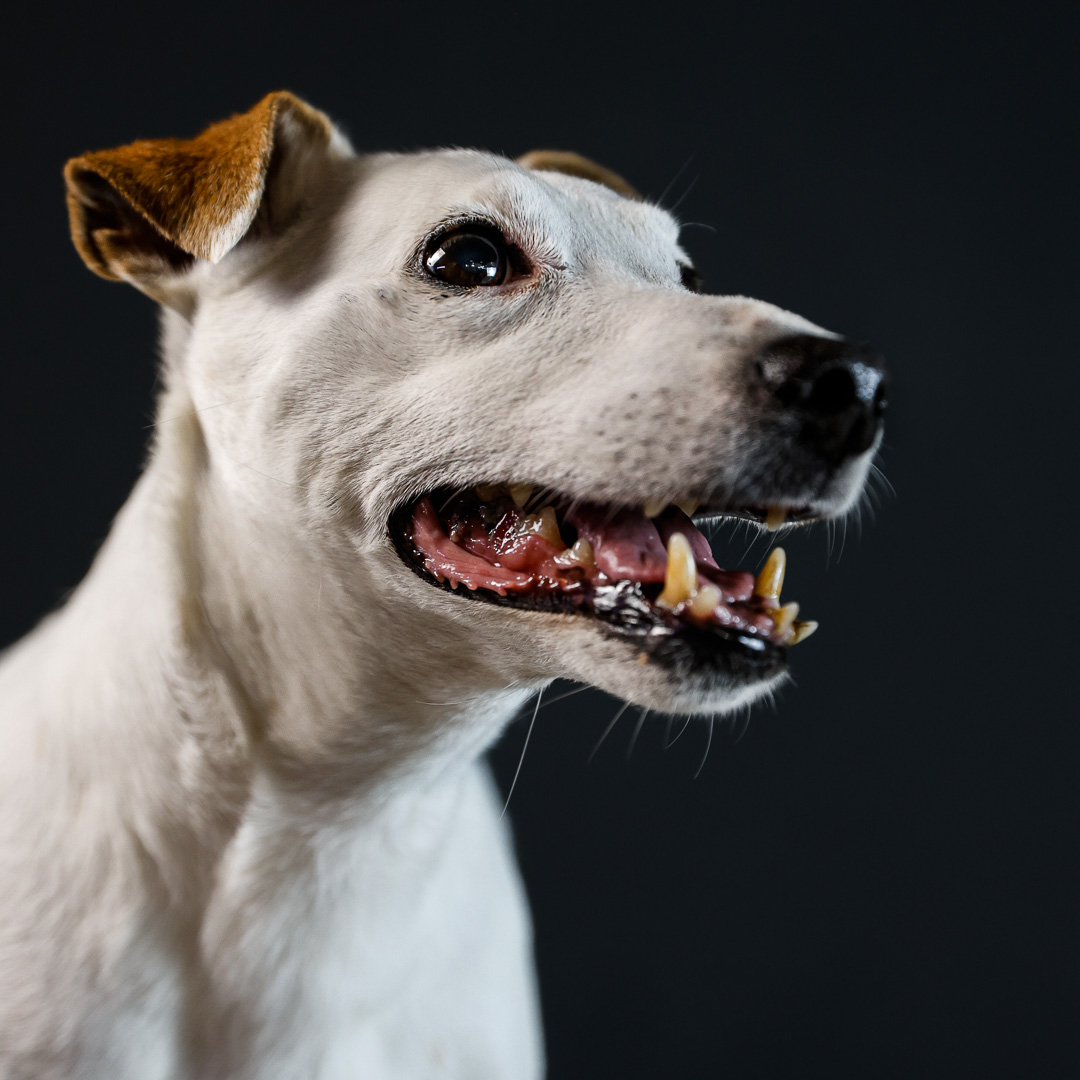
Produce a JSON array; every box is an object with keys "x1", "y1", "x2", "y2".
[{"x1": 64, "y1": 91, "x2": 352, "y2": 301}]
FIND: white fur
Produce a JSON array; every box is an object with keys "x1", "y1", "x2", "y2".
[{"x1": 0, "y1": 113, "x2": 868, "y2": 1078}]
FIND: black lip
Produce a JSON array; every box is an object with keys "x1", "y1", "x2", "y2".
[{"x1": 388, "y1": 502, "x2": 788, "y2": 684}]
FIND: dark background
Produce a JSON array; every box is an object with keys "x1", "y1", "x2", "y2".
[{"x1": 3, "y1": 5, "x2": 1076, "y2": 1077}]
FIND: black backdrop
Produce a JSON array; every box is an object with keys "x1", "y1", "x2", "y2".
[{"x1": 3, "y1": 5, "x2": 1076, "y2": 1077}]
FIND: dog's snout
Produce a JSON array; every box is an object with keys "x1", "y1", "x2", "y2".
[{"x1": 753, "y1": 334, "x2": 888, "y2": 463}]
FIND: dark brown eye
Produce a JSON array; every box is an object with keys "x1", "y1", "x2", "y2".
[
  {"x1": 680, "y1": 264, "x2": 703, "y2": 293},
  {"x1": 425, "y1": 227, "x2": 509, "y2": 287}
]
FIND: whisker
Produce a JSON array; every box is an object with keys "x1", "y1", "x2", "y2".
[
  {"x1": 540, "y1": 683, "x2": 589, "y2": 709},
  {"x1": 588, "y1": 701, "x2": 630, "y2": 764},
  {"x1": 668, "y1": 174, "x2": 700, "y2": 214},
  {"x1": 439, "y1": 486, "x2": 472, "y2": 513},
  {"x1": 733, "y1": 705, "x2": 752, "y2": 743},
  {"x1": 215, "y1": 449, "x2": 293, "y2": 488},
  {"x1": 625, "y1": 707, "x2": 649, "y2": 761},
  {"x1": 665, "y1": 713, "x2": 692, "y2": 748},
  {"x1": 869, "y1": 460, "x2": 897, "y2": 498},
  {"x1": 694, "y1": 717, "x2": 715, "y2": 779},
  {"x1": 502, "y1": 687, "x2": 543, "y2": 818},
  {"x1": 147, "y1": 393, "x2": 265, "y2": 430},
  {"x1": 657, "y1": 152, "x2": 697, "y2": 208}
]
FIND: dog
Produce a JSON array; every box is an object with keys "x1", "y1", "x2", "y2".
[{"x1": 0, "y1": 92, "x2": 887, "y2": 1078}]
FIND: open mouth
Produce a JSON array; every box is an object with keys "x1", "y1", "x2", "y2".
[{"x1": 389, "y1": 484, "x2": 819, "y2": 678}]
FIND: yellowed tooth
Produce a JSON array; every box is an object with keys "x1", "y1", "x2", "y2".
[
  {"x1": 789, "y1": 619, "x2": 819, "y2": 645},
  {"x1": 675, "y1": 499, "x2": 700, "y2": 517},
  {"x1": 569, "y1": 538, "x2": 594, "y2": 565},
  {"x1": 754, "y1": 547, "x2": 787, "y2": 600},
  {"x1": 554, "y1": 537, "x2": 595, "y2": 567},
  {"x1": 474, "y1": 483, "x2": 504, "y2": 500},
  {"x1": 644, "y1": 499, "x2": 666, "y2": 518},
  {"x1": 688, "y1": 582, "x2": 722, "y2": 619},
  {"x1": 765, "y1": 506, "x2": 788, "y2": 531},
  {"x1": 510, "y1": 483, "x2": 534, "y2": 508},
  {"x1": 772, "y1": 601, "x2": 800, "y2": 638},
  {"x1": 519, "y1": 506, "x2": 564, "y2": 547},
  {"x1": 658, "y1": 532, "x2": 697, "y2": 608}
]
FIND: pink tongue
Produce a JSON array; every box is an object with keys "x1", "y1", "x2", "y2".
[
  {"x1": 564, "y1": 505, "x2": 718, "y2": 582},
  {"x1": 564, "y1": 505, "x2": 670, "y2": 582},
  {"x1": 565, "y1": 504, "x2": 754, "y2": 601}
]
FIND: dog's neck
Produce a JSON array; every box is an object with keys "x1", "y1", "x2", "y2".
[{"x1": 58, "y1": 331, "x2": 537, "y2": 889}]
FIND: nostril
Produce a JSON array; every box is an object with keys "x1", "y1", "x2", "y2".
[
  {"x1": 806, "y1": 366, "x2": 857, "y2": 416},
  {"x1": 751, "y1": 333, "x2": 888, "y2": 462}
]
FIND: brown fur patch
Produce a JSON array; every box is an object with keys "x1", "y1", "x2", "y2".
[
  {"x1": 65, "y1": 91, "x2": 336, "y2": 281},
  {"x1": 516, "y1": 150, "x2": 640, "y2": 200}
]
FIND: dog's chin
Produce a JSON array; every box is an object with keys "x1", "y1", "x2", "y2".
[{"x1": 545, "y1": 616, "x2": 790, "y2": 714}]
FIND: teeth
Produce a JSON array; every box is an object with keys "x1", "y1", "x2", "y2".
[
  {"x1": 643, "y1": 499, "x2": 666, "y2": 518},
  {"x1": 569, "y1": 538, "x2": 595, "y2": 566},
  {"x1": 518, "y1": 506, "x2": 564, "y2": 547},
  {"x1": 554, "y1": 537, "x2": 595, "y2": 567},
  {"x1": 510, "y1": 483, "x2": 534, "y2": 508},
  {"x1": 754, "y1": 547, "x2": 787, "y2": 600},
  {"x1": 474, "y1": 483, "x2": 505, "y2": 500},
  {"x1": 658, "y1": 532, "x2": 697, "y2": 608},
  {"x1": 688, "y1": 582, "x2": 722, "y2": 618},
  {"x1": 765, "y1": 506, "x2": 788, "y2": 531},
  {"x1": 772, "y1": 602, "x2": 800, "y2": 638},
  {"x1": 789, "y1": 619, "x2": 818, "y2": 645},
  {"x1": 675, "y1": 499, "x2": 700, "y2": 517}
]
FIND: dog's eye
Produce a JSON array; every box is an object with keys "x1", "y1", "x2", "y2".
[{"x1": 425, "y1": 227, "x2": 510, "y2": 287}]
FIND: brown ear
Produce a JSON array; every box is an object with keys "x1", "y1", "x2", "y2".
[
  {"x1": 65, "y1": 91, "x2": 346, "y2": 292},
  {"x1": 516, "y1": 150, "x2": 640, "y2": 200}
]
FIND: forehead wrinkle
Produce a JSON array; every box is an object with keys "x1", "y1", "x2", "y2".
[{"x1": 462, "y1": 169, "x2": 684, "y2": 276}]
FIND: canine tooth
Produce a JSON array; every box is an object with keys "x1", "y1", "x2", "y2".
[
  {"x1": 772, "y1": 601, "x2": 800, "y2": 638},
  {"x1": 754, "y1": 547, "x2": 786, "y2": 600},
  {"x1": 475, "y1": 483, "x2": 504, "y2": 501},
  {"x1": 675, "y1": 499, "x2": 700, "y2": 517},
  {"x1": 658, "y1": 532, "x2": 697, "y2": 608},
  {"x1": 510, "y1": 483, "x2": 534, "y2": 507},
  {"x1": 644, "y1": 499, "x2": 666, "y2": 518},
  {"x1": 765, "y1": 506, "x2": 788, "y2": 531},
  {"x1": 519, "y1": 506, "x2": 564, "y2": 547},
  {"x1": 789, "y1": 619, "x2": 819, "y2": 645},
  {"x1": 688, "y1": 582, "x2": 722, "y2": 618}
]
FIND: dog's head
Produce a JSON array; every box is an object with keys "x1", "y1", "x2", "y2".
[{"x1": 66, "y1": 92, "x2": 887, "y2": 718}]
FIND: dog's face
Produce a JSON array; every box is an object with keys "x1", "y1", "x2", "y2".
[{"x1": 66, "y1": 93, "x2": 887, "y2": 717}]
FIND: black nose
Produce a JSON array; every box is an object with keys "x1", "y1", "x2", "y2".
[{"x1": 752, "y1": 334, "x2": 888, "y2": 464}]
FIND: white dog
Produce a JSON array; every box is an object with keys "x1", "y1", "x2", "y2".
[{"x1": 0, "y1": 92, "x2": 887, "y2": 1078}]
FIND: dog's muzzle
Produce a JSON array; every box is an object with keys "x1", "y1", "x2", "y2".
[{"x1": 386, "y1": 334, "x2": 888, "y2": 685}]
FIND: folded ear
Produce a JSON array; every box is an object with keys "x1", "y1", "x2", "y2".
[
  {"x1": 516, "y1": 150, "x2": 640, "y2": 200},
  {"x1": 65, "y1": 91, "x2": 349, "y2": 300}
]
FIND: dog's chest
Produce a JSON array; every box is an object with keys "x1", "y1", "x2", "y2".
[{"x1": 193, "y1": 764, "x2": 541, "y2": 1078}]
